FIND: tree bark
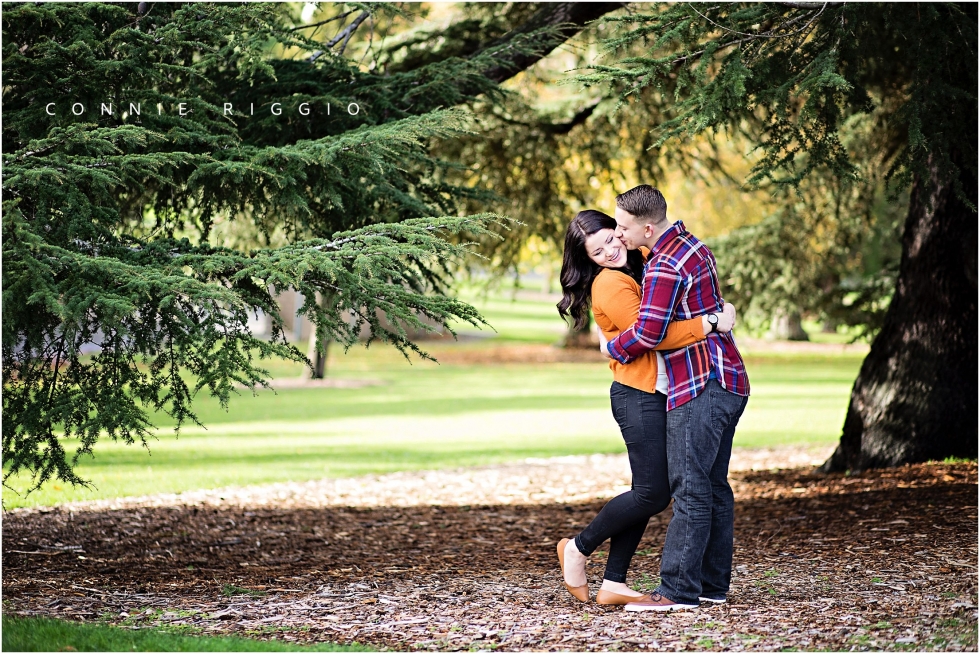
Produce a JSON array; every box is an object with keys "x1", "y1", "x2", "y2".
[
  {"x1": 769, "y1": 310, "x2": 809, "y2": 341},
  {"x1": 305, "y1": 329, "x2": 329, "y2": 379},
  {"x1": 562, "y1": 313, "x2": 597, "y2": 349},
  {"x1": 475, "y1": 3, "x2": 625, "y2": 84},
  {"x1": 821, "y1": 159, "x2": 978, "y2": 471},
  {"x1": 301, "y1": 292, "x2": 334, "y2": 380}
]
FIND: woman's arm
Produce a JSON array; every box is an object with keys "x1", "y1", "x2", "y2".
[
  {"x1": 597, "y1": 303, "x2": 737, "y2": 357},
  {"x1": 593, "y1": 274, "x2": 706, "y2": 350}
]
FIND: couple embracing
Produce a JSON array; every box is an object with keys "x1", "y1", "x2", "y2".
[{"x1": 556, "y1": 185, "x2": 750, "y2": 612}]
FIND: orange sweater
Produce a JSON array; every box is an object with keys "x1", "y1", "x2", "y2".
[{"x1": 592, "y1": 267, "x2": 706, "y2": 394}]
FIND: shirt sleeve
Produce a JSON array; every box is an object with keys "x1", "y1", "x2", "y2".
[
  {"x1": 606, "y1": 260, "x2": 684, "y2": 363},
  {"x1": 595, "y1": 273, "x2": 704, "y2": 348}
]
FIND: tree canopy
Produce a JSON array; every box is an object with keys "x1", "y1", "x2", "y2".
[
  {"x1": 424, "y1": 3, "x2": 909, "y2": 338},
  {"x1": 1, "y1": 2, "x2": 618, "y2": 492},
  {"x1": 581, "y1": 2, "x2": 977, "y2": 468},
  {"x1": 4, "y1": 1, "x2": 974, "y2": 492}
]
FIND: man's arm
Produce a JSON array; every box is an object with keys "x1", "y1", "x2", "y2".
[
  {"x1": 599, "y1": 303, "x2": 737, "y2": 358},
  {"x1": 605, "y1": 261, "x2": 684, "y2": 363},
  {"x1": 596, "y1": 272, "x2": 706, "y2": 350}
]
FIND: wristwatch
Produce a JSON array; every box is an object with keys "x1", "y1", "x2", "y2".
[{"x1": 707, "y1": 313, "x2": 719, "y2": 333}]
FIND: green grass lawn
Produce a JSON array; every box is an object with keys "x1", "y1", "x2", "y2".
[
  {"x1": 449, "y1": 290, "x2": 572, "y2": 343},
  {"x1": 1, "y1": 615, "x2": 368, "y2": 652},
  {"x1": 2, "y1": 287, "x2": 866, "y2": 509}
]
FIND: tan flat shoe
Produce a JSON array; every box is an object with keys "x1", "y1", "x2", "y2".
[
  {"x1": 557, "y1": 538, "x2": 589, "y2": 602},
  {"x1": 596, "y1": 589, "x2": 652, "y2": 606}
]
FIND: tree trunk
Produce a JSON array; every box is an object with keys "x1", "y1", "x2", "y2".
[
  {"x1": 305, "y1": 330, "x2": 329, "y2": 379},
  {"x1": 768, "y1": 310, "x2": 809, "y2": 341},
  {"x1": 562, "y1": 313, "x2": 596, "y2": 349},
  {"x1": 821, "y1": 319, "x2": 840, "y2": 334},
  {"x1": 301, "y1": 293, "x2": 334, "y2": 380},
  {"x1": 821, "y1": 159, "x2": 978, "y2": 471}
]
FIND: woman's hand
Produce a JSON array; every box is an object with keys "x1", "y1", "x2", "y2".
[{"x1": 596, "y1": 324, "x2": 613, "y2": 358}]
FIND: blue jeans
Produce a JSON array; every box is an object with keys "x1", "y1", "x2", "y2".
[
  {"x1": 657, "y1": 379, "x2": 748, "y2": 604},
  {"x1": 575, "y1": 382, "x2": 672, "y2": 583}
]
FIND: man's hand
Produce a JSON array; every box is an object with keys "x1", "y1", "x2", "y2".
[
  {"x1": 716, "y1": 302, "x2": 736, "y2": 333},
  {"x1": 702, "y1": 302, "x2": 737, "y2": 334},
  {"x1": 596, "y1": 325, "x2": 613, "y2": 359}
]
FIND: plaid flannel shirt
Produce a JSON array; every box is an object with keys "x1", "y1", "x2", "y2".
[{"x1": 606, "y1": 221, "x2": 750, "y2": 410}]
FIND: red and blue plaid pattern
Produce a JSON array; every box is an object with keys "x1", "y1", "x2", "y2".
[{"x1": 607, "y1": 221, "x2": 750, "y2": 410}]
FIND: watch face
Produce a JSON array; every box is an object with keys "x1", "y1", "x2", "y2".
[{"x1": 708, "y1": 314, "x2": 718, "y2": 324}]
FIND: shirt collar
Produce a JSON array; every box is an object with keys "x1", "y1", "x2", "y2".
[{"x1": 651, "y1": 220, "x2": 685, "y2": 255}]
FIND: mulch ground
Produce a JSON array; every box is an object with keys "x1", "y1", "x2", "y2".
[{"x1": 3, "y1": 461, "x2": 976, "y2": 651}]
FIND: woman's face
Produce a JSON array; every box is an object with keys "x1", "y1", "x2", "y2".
[{"x1": 584, "y1": 228, "x2": 628, "y2": 268}]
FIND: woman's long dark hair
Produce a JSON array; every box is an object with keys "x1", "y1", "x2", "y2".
[{"x1": 557, "y1": 210, "x2": 645, "y2": 331}]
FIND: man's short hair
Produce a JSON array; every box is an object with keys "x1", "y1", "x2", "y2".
[{"x1": 616, "y1": 185, "x2": 668, "y2": 224}]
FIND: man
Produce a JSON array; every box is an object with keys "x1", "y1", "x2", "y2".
[{"x1": 601, "y1": 185, "x2": 750, "y2": 612}]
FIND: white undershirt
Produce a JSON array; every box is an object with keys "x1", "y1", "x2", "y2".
[{"x1": 655, "y1": 351, "x2": 669, "y2": 395}]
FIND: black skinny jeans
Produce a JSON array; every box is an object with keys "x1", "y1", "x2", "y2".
[{"x1": 574, "y1": 382, "x2": 671, "y2": 583}]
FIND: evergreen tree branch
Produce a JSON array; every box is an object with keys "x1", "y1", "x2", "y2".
[
  {"x1": 476, "y1": 3, "x2": 626, "y2": 84},
  {"x1": 779, "y1": 2, "x2": 835, "y2": 8},
  {"x1": 309, "y1": 10, "x2": 370, "y2": 62},
  {"x1": 1, "y1": 3, "x2": 544, "y2": 497},
  {"x1": 333, "y1": 11, "x2": 370, "y2": 56},
  {"x1": 686, "y1": 2, "x2": 827, "y2": 40},
  {"x1": 290, "y1": 10, "x2": 356, "y2": 33},
  {"x1": 3, "y1": 205, "x2": 506, "y2": 494}
]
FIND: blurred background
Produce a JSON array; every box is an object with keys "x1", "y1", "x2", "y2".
[{"x1": 6, "y1": 1, "x2": 965, "y2": 508}]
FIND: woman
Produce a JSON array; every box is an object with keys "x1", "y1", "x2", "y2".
[{"x1": 555, "y1": 209, "x2": 734, "y2": 606}]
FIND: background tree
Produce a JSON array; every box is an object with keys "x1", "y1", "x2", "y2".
[
  {"x1": 402, "y1": 4, "x2": 775, "y2": 346},
  {"x1": 580, "y1": 2, "x2": 977, "y2": 469},
  {"x1": 367, "y1": 3, "x2": 626, "y2": 345},
  {"x1": 712, "y1": 114, "x2": 908, "y2": 341},
  {"x1": 396, "y1": 5, "x2": 647, "y2": 345},
  {"x1": 1, "y1": 1, "x2": 619, "y2": 493}
]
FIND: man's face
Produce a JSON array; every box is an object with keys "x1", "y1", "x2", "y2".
[{"x1": 613, "y1": 207, "x2": 648, "y2": 250}]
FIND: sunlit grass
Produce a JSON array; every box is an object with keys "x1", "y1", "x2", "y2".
[
  {"x1": 800, "y1": 319, "x2": 872, "y2": 345},
  {"x1": 448, "y1": 285, "x2": 569, "y2": 343},
  {"x1": 1, "y1": 615, "x2": 368, "y2": 652}
]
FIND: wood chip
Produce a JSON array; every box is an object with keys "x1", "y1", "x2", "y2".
[{"x1": 3, "y1": 460, "x2": 976, "y2": 651}]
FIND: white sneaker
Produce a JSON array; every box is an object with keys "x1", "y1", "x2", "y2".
[
  {"x1": 623, "y1": 592, "x2": 698, "y2": 612},
  {"x1": 698, "y1": 596, "x2": 726, "y2": 604}
]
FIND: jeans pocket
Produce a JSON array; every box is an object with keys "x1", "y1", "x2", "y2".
[
  {"x1": 610, "y1": 384, "x2": 629, "y2": 429},
  {"x1": 708, "y1": 382, "x2": 744, "y2": 424}
]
